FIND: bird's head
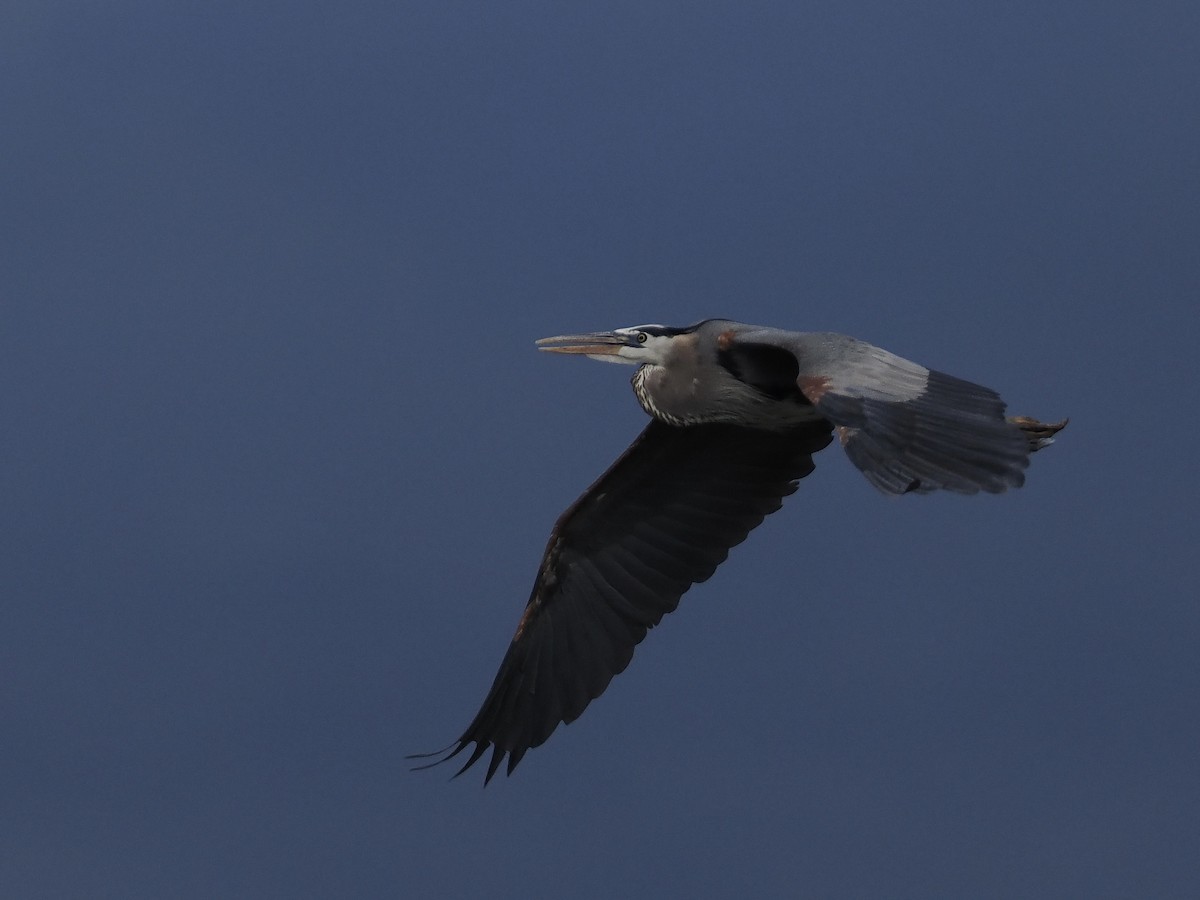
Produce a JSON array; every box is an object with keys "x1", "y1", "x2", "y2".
[{"x1": 536, "y1": 324, "x2": 683, "y2": 366}]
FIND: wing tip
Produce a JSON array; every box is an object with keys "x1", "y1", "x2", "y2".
[
  {"x1": 408, "y1": 738, "x2": 528, "y2": 786},
  {"x1": 406, "y1": 741, "x2": 466, "y2": 774}
]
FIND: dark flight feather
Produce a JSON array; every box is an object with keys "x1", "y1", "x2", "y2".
[{"x1": 411, "y1": 418, "x2": 832, "y2": 782}]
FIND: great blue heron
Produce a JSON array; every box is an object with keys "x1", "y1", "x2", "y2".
[{"x1": 413, "y1": 319, "x2": 1066, "y2": 783}]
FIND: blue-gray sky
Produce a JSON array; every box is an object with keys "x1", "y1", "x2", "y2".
[{"x1": 4, "y1": 2, "x2": 1198, "y2": 897}]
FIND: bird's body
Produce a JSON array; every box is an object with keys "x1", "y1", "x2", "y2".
[
  {"x1": 413, "y1": 319, "x2": 1065, "y2": 782},
  {"x1": 632, "y1": 329, "x2": 819, "y2": 429}
]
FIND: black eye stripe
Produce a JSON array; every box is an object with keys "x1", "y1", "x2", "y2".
[
  {"x1": 633, "y1": 320, "x2": 723, "y2": 339},
  {"x1": 637, "y1": 333, "x2": 647, "y2": 343}
]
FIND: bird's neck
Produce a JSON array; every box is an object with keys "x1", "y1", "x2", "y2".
[{"x1": 632, "y1": 365, "x2": 695, "y2": 426}]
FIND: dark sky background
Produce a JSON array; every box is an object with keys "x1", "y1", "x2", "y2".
[{"x1": 4, "y1": 2, "x2": 1198, "y2": 897}]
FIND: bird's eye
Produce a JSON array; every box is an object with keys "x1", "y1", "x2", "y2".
[{"x1": 636, "y1": 332, "x2": 648, "y2": 344}]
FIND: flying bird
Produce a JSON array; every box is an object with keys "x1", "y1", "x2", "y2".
[{"x1": 412, "y1": 319, "x2": 1065, "y2": 783}]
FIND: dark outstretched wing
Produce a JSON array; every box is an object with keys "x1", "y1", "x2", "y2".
[
  {"x1": 413, "y1": 418, "x2": 832, "y2": 783},
  {"x1": 725, "y1": 329, "x2": 1065, "y2": 495}
]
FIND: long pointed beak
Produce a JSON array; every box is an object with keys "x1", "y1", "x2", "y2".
[{"x1": 535, "y1": 331, "x2": 638, "y2": 356}]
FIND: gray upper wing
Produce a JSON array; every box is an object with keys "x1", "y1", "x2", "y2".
[{"x1": 732, "y1": 328, "x2": 1037, "y2": 495}]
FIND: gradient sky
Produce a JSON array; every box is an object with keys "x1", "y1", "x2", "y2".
[{"x1": 4, "y1": 2, "x2": 1199, "y2": 897}]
